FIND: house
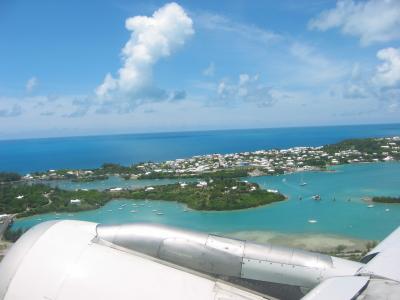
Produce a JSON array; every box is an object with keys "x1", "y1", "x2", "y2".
[{"x1": 70, "y1": 199, "x2": 81, "y2": 205}]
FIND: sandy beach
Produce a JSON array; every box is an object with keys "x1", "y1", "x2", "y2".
[{"x1": 225, "y1": 230, "x2": 373, "y2": 252}]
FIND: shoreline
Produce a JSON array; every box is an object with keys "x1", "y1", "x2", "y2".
[{"x1": 225, "y1": 230, "x2": 375, "y2": 253}]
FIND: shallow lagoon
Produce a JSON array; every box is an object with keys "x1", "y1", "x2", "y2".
[{"x1": 12, "y1": 162, "x2": 400, "y2": 241}]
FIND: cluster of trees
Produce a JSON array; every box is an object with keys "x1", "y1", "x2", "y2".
[
  {"x1": 115, "y1": 178, "x2": 285, "y2": 211},
  {"x1": 0, "y1": 183, "x2": 112, "y2": 217},
  {"x1": 3, "y1": 228, "x2": 26, "y2": 242},
  {"x1": 372, "y1": 196, "x2": 400, "y2": 203},
  {"x1": 323, "y1": 138, "x2": 393, "y2": 156},
  {"x1": 0, "y1": 172, "x2": 21, "y2": 183}
]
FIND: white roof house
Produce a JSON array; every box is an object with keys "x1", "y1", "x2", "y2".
[{"x1": 70, "y1": 199, "x2": 81, "y2": 205}]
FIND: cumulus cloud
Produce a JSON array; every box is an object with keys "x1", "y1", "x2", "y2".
[
  {"x1": 217, "y1": 74, "x2": 281, "y2": 107},
  {"x1": 203, "y1": 62, "x2": 215, "y2": 77},
  {"x1": 309, "y1": 0, "x2": 400, "y2": 46},
  {"x1": 96, "y1": 2, "x2": 194, "y2": 101},
  {"x1": 372, "y1": 47, "x2": 400, "y2": 88},
  {"x1": 26, "y1": 77, "x2": 38, "y2": 93}
]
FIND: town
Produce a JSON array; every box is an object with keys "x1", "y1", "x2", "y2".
[{"x1": 16, "y1": 136, "x2": 400, "y2": 182}]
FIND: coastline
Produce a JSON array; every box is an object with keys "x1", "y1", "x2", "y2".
[{"x1": 225, "y1": 230, "x2": 376, "y2": 261}]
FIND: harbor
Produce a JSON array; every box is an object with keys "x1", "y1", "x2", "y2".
[{"x1": 10, "y1": 162, "x2": 400, "y2": 241}]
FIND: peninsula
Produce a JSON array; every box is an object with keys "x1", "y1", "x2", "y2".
[
  {"x1": 16, "y1": 136, "x2": 399, "y2": 182},
  {"x1": 0, "y1": 179, "x2": 285, "y2": 217}
]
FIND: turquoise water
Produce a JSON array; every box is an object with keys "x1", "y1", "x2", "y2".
[{"x1": 12, "y1": 162, "x2": 400, "y2": 240}]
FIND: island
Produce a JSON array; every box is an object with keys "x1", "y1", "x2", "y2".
[
  {"x1": 372, "y1": 196, "x2": 400, "y2": 204},
  {"x1": 0, "y1": 178, "x2": 285, "y2": 218}
]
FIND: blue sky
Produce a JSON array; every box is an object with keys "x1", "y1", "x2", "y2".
[{"x1": 0, "y1": 0, "x2": 399, "y2": 139}]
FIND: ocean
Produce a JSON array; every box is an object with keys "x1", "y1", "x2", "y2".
[
  {"x1": 4, "y1": 123, "x2": 400, "y2": 242},
  {"x1": 1, "y1": 123, "x2": 400, "y2": 174}
]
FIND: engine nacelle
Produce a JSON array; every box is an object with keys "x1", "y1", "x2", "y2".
[{"x1": 96, "y1": 223, "x2": 363, "y2": 288}]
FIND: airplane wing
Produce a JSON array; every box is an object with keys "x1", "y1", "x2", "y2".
[
  {"x1": 301, "y1": 276, "x2": 370, "y2": 300},
  {"x1": 0, "y1": 220, "x2": 273, "y2": 300},
  {"x1": 302, "y1": 226, "x2": 400, "y2": 300}
]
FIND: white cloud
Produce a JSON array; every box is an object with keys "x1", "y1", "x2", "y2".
[
  {"x1": 217, "y1": 74, "x2": 281, "y2": 107},
  {"x1": 96, "y1": 2, "x2": 194, "y2": 99},
  {"x1": 0, "y1": 104, "x2": 22, "y2": 118},
  {"x1": 202, "y1": 62, "x2": 215, "y2": 77},
  {"x1": 289, "y1": 42, "x2": 348, "y2": 83},
  {"x1": 196, "y1": 13, "x2": 281, "y2": 46},
  {"x1": 372, "y1": 47, "x2": 400, "y2": 88},
  {"x1": 26, "y1": 77, "x2": 38, "y2": 93},
  {"x1": 309, "y1": 0, "x2": 400, "y2": 46}
]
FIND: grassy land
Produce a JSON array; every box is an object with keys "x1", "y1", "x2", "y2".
[
  {"x1": 113, "y1": 179, "x2": 285, "y2": 211},
  {"x1": 0, "y1": 183, "x2": 112, "y2": 217},
  {"x1": 372, "y1": 196, "x2": 400, "y2": 204},
  {"x1": 0, "y1": 179, "x2": 285, "y2": 216}
]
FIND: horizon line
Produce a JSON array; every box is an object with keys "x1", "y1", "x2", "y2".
[{"x1": 1, "y1": 121, "x2": 400, "y2": 142}]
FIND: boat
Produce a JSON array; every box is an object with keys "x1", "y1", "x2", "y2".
[
  {"x1": 312, "y1": 195, "x2": 321, "y2": 200},
  {"x1": 156, "y1": 212, "x2": 164, "y2": 215},
  {"x1": 308, "y1": 219, "x2": 317, "y2": 224},
  {"x1": 130, "y1": 210, "x2": 137, "y2": 213},
  {"x1": 385, "y1": 208, "x2": 390, "y2": 212},
  {"x1": 152, "y1": 209, "x2": 158, "y2": 212},
  {"x1": 299, "y1": 174, "x2": 307, "y2": 186},
  {"x1": 367, "y1": 204, "x2": 374, "y2": 208}
]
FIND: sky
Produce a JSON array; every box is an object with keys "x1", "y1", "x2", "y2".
[{"x1": 0, "y1": 0, "x2": 400, "y2": 139}]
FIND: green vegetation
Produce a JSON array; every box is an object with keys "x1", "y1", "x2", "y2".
[
  {"x1": 372, "y1": 196, "x2": 400, "y2": 204},
  {"x1": 0, "y1": 172, "x2": 21, "y2": 183},
  {"x1": 3, "y1": 228, "x2": 26, "y2": 242},
  {"x1": 0, "y1": 183, "x2": 112, "y2": 217},
  {"x1": 114, "y1": 179, "x2": 285, "y2": 210},
  {"x1": 0, "y1": 178, "x2": 285, "y2": 216}
]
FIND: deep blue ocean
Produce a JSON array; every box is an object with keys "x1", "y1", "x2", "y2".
[{"x1": 1, "y1": 123, "x2": 400, "y2": 174}]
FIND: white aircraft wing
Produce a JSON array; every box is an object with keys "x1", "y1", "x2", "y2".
[
  {"x1": 301, "y1": 276, "x2": 370, "y2": 300},
  {"x1": 0, "y1": 220, "x2": 272, "y2": 300},
  {"x1": 302, "y1": 226, "x2": 400, "y2": 300},
  {"x1": 357, "y1": 226, "x2": 400, "y2": 282}
]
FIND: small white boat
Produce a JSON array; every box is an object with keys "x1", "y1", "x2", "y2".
[
  {"x1": 385, "y1": 208, "x2": 390, "y2": 212},
  {"x1": 300, "y1": 182, "x2": 307, "y2": 186},
  {"x1": 118, "y1": 207, "x2": 123, "y2": 210},
  {"x1": 130, "y1": 210, "x2": 137, "y2": 213},
  {"x1": 308, "y1": 219, "x2": 317, "y2": 224},
  {"x1": 156, "y1": 212, "x2": 164, "y2": 215},
  {"x1": 367, "y1": 205, "x2": 375, "y2": 208},
  {"x1": 312, "y1": 195, "x2": 321, "y2": 200},
  {"x1": 152, "y1": 209, "x2": 158, "y2": 212}
]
